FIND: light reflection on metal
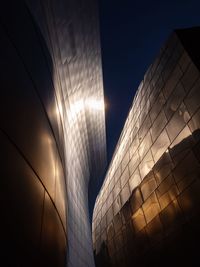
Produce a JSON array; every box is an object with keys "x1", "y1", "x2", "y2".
[
  {"x1": 48, "y1": 1, "x2": 107, "y2": 265},
  {"x1": 0, "y1": 0, "x2": 106, "y2": 266},
  {"x1": 86, "y1": 98, "x2": 104, "y2": 111},
  {"x1": 93, "y1": 28, "x2": 200, "y2": 266},
  {"x1": 68, "y1": 98, "x2": 105, "y2": 124}
]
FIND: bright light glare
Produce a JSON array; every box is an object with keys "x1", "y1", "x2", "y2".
[
  {"x1": 72, "y1": 100, "x2": 84, "y2": 114},
  {"x1": 68, "y1": 100, "x2": 84, "y2": 123},
  {"x1": 56, "y1": 98, "x2": 64, "y2": 120},
  {"x1": 86, "y1": 99, "x2": 104, "y2": 110},
  {"x1": 68, "y1": 98, "x2": 104, "y2": 124}
]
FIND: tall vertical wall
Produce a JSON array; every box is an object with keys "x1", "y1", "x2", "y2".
[
  {"x1": 0, "y1": 1, "x2": 106, "y2": 267},
  {"x1": 93, "y1": 27, "x2": 200, "y2": 267}
]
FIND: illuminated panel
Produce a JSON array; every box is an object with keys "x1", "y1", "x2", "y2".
[
  {"x1": 35, "y1": 1, "x2": 107, "y2": 267},
  {"x1": 93, "y1": 28, "x2": 200, "y2": 267}
]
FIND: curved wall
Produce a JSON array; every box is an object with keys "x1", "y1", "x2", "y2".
[
  {"x1": 93, "y1": 28, "x2": 200, "y2": 267},
  {"x1": 0, "y1": 1, "x2": 106, "y2": 267},
  {"x1": 0, "y1": 2, "x2": 67, "y2": 266}
]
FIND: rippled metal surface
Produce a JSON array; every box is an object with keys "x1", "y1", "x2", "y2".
[{"x1": 0, "y1": 1, "x2": 106, "y2": 267}]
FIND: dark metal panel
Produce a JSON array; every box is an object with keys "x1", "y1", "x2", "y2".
[
  {"x1": 40, "y1": 192, "x2": 67, "y2": 267},
  {"x1": 140, "y1": 171, "x2": 157, "y2": 201},
  {"x1": 184, "y1": 77, "x2": 200, "y2": 116},
  {"x1": 181, "y1": 62, "x2": 200, "y2": 93},
  {"x1": 0, "y1": 24, "x2": 59, "y2": 204},
  {"x1": 156, "y1": 174, "x2": 179, "y2": 210},
  {"x1": 0, "y1": 131, "x2": 44, "y2": 266}
]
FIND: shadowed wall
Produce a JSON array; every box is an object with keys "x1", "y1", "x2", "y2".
[{"x1": 0, "y1": 2, "x2": 67, "y2": 266}]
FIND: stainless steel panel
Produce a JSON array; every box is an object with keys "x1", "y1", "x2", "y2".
[
  {"x1": 142, "y1": 192, "x2": 160, "y2": 223},
  {"x1": 121, "y1": 150, "x2": 130, "y2": 172},
  {"x1": 151, "y1": 129, "x2": 170, "y2": 162},
  {"x1": 0, "y1": 131, "x2": 44, "y2": 266},
  {"x1": 40, "y1": 192, "x2": 66, "y2": 267},
  {"x1": 93, "y1": 28, "x2": 200, "y2": 267},
  {"x1": 139, "y1": 151, "x2": 154, "y2": 180},
  {"x1": 138, "y1": 114, "x2": 151, "y2": 142},
  {"x1": 120, "y1": 183, "x2": 131, "y2": 206},
  {"x1": 184, "y1": 77, "x2": 200, "y2": 116},
  {"x1": 129, "y1": 168, "x2": 141, "y2": 192},
  {"x1": 120, "y1": 167, "x2": 130, "y2": 188},
  {"x1": 129, "y1": 187, "x2": 143, "y2": 213},
  {"x1": 156, "y1": 174, "x2": 179, "y2": 209},
  {"x1": 169, "y1": 125, "x2": 193, "y2": 165},
  {"x1": 178, "y1": 51, "x2": 191, "y2": 73},
  {"x1": 113, "y1": 213, "x2": 122, "y2": 233},
  {"x1": 138, "y1": 131, "x2": 152, "y2": 160},
  {"x1": 129, "y1": 150, "x2": 140, "y2": 176},
  {"x1": 164, "y1": 82, "x2": 186, "y2": 120},
  {"x1": 107, "y1": 222, "x2": 115, "y2": 240},
  {"x1": 162, "y1": 64, "x2": 183, "y2": 99},
  {"x1": 149, "y1": 91, "x2": 165, "y2": 123},
  {"x1": 141, "y1": 171, "x2": 157, "y2": 201},
  {"x1": 146, "y1": 215, "x2": 164, "y2": 245},
  {"x1": 177, "y1": 179, "x2": 200, "y2": 219},
  {"x1": 173, "y1": 151, "x2": 200, "y2": 193},
  {"x1": 151, "y1": 110, "x2": 167, "y2": 143},
  {"x1": 166, "y1": 103, "x2": 190, "y2": 142},
  {"x1": 131, "y1": 208, "x2": 146, "y2": 233},
  {"x1": 160, "y1": 200, "x2": 183, "y2": 235},
  {"x1": 181, "y1": 62, "x2": 200, "y2": 93},
  {"x1": 153, "y1": 152, "x2": 173, "y2": 184}
]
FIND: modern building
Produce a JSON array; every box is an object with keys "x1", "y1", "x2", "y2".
[
  {"x1": 0, "y1": 1, "x2": 106, "y2": 267},
  {"x1": 93, "y1": 27, "x2": 200, "y2": 267}
]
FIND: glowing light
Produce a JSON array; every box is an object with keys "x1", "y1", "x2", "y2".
[
  {"x1": 86, "y1": 99, "x2": 104, "y2": 110},
  {"x1": 72, "y1": 100, "x2": 84, "y2": 114},
  {"x1": 68, "y1": 98, "x2": 105, "y2": 124},
  {"x1": 68, "y1": 99, "x2": 84, "y2": 123},
  {"x1": 57, "y1": 95, "x2": 64, "y2": 120}
]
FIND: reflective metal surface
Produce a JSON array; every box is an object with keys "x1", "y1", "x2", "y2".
[
  {"x1": 0, "y1": 1, "x2": 106, "y2": 267},
  {"x1": 93, "y1": 28, "x2": 200, "y2": 267}
]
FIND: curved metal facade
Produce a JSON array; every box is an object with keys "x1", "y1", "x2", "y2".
[
  {"x1": 0, "y1": 1, "x2": 106, "y2": 267},
  {"x1": 93, "y1": 28, "x2": 200, "y2": 267}
]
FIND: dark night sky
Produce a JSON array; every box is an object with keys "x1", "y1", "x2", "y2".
[{"x1": 99, "y1": 0, "x2": 200, "y2": 163}]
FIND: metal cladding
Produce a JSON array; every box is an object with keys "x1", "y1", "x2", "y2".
[
  {"x1": 0, "y1": 1, "x2": 106, "y2": 267},
  {"x1": 93, "y1": 27, "x2": 200, "y2": 267}
]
